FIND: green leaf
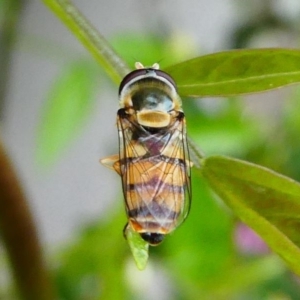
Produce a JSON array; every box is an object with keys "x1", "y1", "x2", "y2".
[
  {"x1": 165, "y1": 48, "x2": 300, "y2": 97},
  {"x1": 201, "y1": 155, "x2": 300, "y2": 275},
  {"x1": 111, "y1": 34, "x2": 166, "y2": 68},
  {"x1": 55, "y1": 208, "x2": 130, "y2": 299},
  {"x1": 185, "y1": 99, "x2": 261, "y2": 156},
  {"x1": 124, "y1": 224, "x2": 149, "y2": 271},
  {"x1": 111, "y1": 32, "x2": 196, "y2": 70},
  {"x1": 161, "y1": 172, "x2": 233, "y2": 284},
  {"x1": 36, "y1": 61, "x2": 97, "y2": 167}
]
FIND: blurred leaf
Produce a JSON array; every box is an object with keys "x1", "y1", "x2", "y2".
[
  {"x1": 124, "y1": 224, "x2": 149, "y2": 270},
  {"x1": 201, "y1": 155, "x2": 300, "y2": 275},
  {"x1": 282, "y1": 90, "x2": 300, "y2": 180},
  {"x1": 54, "y1": 208, "x2": 130, "y2": 299},
  {"x1": 208, "y1": 255, "x2": 286, "y2": 298},
  {"x1": 111, "y1": 34, "x2": 165, "y2": 68},
  {"x1": 285, "y1": 86, "x2": 300, "y2": 137},
  {"x1": 111, "y1": 32, "x2": 196, "y2": 70},
  {"x1": 160, "y1": 172, "x2": 233, "y2": 287},
  {"x1": 184, "y1": 99, "x2": 261, "y2": 156},
  {"x1": 36, "y1": 60, "x2": 97, "y2": 167},
  {"x1": 165, "y1": 48, "x2": 300, "y2": 97}
]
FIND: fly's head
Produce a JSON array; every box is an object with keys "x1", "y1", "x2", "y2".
[{"x1": 118, "y1": 63, "x2": 182, "y2": 129}]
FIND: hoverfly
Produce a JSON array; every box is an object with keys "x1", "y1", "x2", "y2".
[{"x1": 101, "y1": 62, "x2": 192, "y2": 246}]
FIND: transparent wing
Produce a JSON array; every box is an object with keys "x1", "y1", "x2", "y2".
[
  {"x1": 117, "y1": 109, "x2": 191, "y2": 231},
  {"x1": 186, "y1": 135, "x2": 204, "y2": 169}
]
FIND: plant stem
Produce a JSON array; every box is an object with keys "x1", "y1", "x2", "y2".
[
  {"x1": 0, "y1": 0, "x2": 25, "y2": 119},
  {"x1": 0, "y1": 138, "x2": 55, "y2": 300},
  {"x1": 42, "y1": 0, "x2": 130, "y2": 84}
]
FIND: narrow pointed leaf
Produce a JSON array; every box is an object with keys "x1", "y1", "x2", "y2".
[
  {"x1": 165, "y1": 48, "x2": 300, "y2": 97},
  {"x1": 201, "y1": 155, "x2": 300, "y2": 275},
  {"x1": 124, "y1": 225, "x2": 149, "y2": 270}
]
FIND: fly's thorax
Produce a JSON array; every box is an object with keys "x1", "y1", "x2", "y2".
[{"x1": 119, "y1": 68, "x2": 182, "y2": 128}]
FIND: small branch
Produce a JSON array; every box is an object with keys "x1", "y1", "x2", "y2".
[
  {"x1": 0, "y1": 138, "x2": 55, "y2": 300},
  {"x1": 42, "y1": 0, "x2": 130, "y2": 84},
  {"x1": 0, "y1": 0, "x2": 25, "y2": 119}
]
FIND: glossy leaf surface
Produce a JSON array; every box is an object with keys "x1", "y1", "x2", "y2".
[
  {"x1": 165, "y1": 48, "x2": 300, "y2": 97},
  {"x1": 201, "y1": 155, "x2": 300, "y2": 275}
]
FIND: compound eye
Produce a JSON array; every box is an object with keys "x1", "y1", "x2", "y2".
[
  {"x1": 119, "y1": 69, "x2": 148, "y2": 94},
  {"x1": 119, "y1": 68, "x2": 177, "y2": 95},
  {"x1": 140, "y1": 232, "x2": 165, "y2": 246},
  {"x1": 154, "y1": 70, "x2": 177, "y2": 89}
]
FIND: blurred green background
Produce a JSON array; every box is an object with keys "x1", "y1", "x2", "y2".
[{"x1": 1, "y1": 0, "x2": 300, "y2": 299}]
